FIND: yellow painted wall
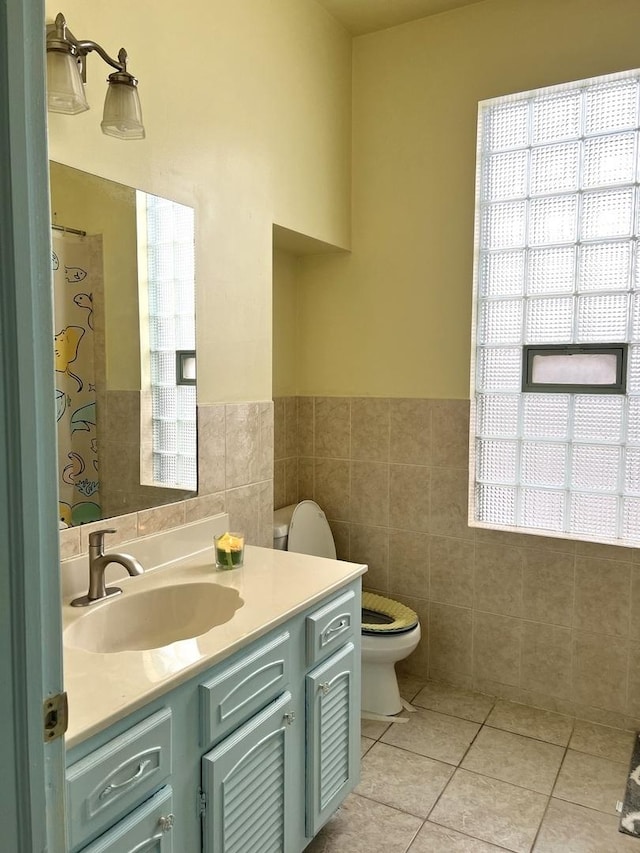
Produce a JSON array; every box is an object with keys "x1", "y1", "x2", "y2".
[
  {"x1": 295, "y1": 0, "x2": 640, "y2": 399},
  {"x1": 49, "y1": 163, "x2": 139, "y2": 390},
  {"x1": 46, "y1": 0, "x2": 352, "y2": 403},
  {"x1": 272, "y1": 248, "x2": 299, "y2": 397}
]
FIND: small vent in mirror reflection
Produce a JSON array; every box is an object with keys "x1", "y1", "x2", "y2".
[{"x1": 176, "y1": 351, "x2": 196, "y2": 386}]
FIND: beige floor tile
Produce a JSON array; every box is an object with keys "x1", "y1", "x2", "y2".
[
  {"x1": 486, "y1": 700, "x2": 573, "y2": 746},
  {"x1": 461, "y1": 727, "x2": 564, "y2": 795},
  {"x1": 361, "y1": 736, "x2": 375, "y2": 757},
  {"x1": 356, "y1": 742, "x2": 454, "y2": 818},
  {"x1": 414, "y1": 681, "x2": 495, "y2": 723},
  {"x1": 304, "y1": 793, "x2": 422, "y2": 853},
  {"x1": 381, "y1": 707, "x2": 481, "y2": 765},
  {"x1": 568, "y1": 719, "x2": 636, "y2": 765},
  {"x1": 361, "y1": 717, "x2": 392, "y2": 740},
  {"x1": 553, "y1": 749, "x2": 628, "y2": 816},
  {"x1": 429, "y1": 768, "x2": 548, "y2": 853},
  {"x1": 408, "y1": 821, "x2": 509, "y2": 851},
  {"x1": 398, "y1": 673, "x2": 426, "y2": 702},
  {"x1": 533, "y1": 799, "x2": 639, "y2": 852}
]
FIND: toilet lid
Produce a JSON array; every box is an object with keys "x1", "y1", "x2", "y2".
[{"x1": 287, "y1": 500, "x2": 337, "y2": 559}]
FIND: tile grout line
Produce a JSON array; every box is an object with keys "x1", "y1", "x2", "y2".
[
  {"x1": 527, "y1": 716, "x2": 576, "y2": 852},
  {"x1": 417, "y1": 703, "x2": 497, "y2": 836},
  {"x1": 441, "y1": 762, "x2": 558, "y2": 803},
  {"x1": 482, "y1": 719, "x2": 573, "y2": 748}
]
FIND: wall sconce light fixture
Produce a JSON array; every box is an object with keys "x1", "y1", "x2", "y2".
[{"x1": 46, "y1": 12, "x2": 145, "y2": 140}]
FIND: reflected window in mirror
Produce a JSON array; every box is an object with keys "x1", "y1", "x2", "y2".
[
  {"x1": 138, "y1": 192, "x2": 197, "y2": 491},
  {"x1": 50, "y1": 162, "x2": 198, "y2": 526}
]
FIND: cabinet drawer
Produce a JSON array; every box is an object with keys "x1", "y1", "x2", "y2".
[
  {"x1": 199, "y1": 630, "x2": 290, "y2": 749},
  {"x1": 67, "y1": 708, "x2": 172, "y2": 852},
  {"x1": 306, "y1": 589, "x2": 357, "y2": 666},
  {"x1": 79, "y1": 786, "x2": 174, "y2": 853}
]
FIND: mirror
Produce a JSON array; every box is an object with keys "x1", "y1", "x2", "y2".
[{"x1": 50, "y1": 162, "x2": 197, "y2": 527}]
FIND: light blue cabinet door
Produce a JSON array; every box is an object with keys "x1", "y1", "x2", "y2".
[
  {"x1": 202, "y1": 691, "x2": 293, "y2": 853},
  {"x1": 305, "y1": 642, "x2": 358, "y2": 838}
]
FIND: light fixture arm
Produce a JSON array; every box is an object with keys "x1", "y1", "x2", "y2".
[
  {"x1": 47, "y1": 13, "x2": 133, "y2": 83},
  {"x1": 74, "y1": 40, "x2": 128, "y2": 77}
]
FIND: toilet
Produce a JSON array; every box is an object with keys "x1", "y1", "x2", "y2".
[{"x1": 273, "y1": 500, "x2": 421, "y2": 718}]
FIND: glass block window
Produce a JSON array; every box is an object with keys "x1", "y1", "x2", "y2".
[
  {"x1": 470, "y1": 69, "x2": 640, "y2": 546},
  {"x1": 138, "y1": 192, "x2": 197, "y2": 491}
]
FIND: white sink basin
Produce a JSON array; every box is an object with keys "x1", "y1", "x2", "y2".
[{"x1": 64, "y1": 582, "x2": 244, "y2": 653}]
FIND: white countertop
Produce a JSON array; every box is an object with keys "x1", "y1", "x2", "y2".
[{"x1": 62, "y1": 527, "x2": 366, "y2": 749}]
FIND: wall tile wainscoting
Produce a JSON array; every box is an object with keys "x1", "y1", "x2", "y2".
[
  {"x1": 60, "y1": 400, "x2": 274, "y2": 558},
  {"x1": 274, "y1": 396, "x2": 640, "y2": 732}
]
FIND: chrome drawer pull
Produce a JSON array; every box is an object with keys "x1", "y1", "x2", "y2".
[
  {"x1": 99, "y1": 758, "x2": 151, "y2": 799},
  {"x1": 323, "y1": 619, "x2": 347, "y2": 641}
]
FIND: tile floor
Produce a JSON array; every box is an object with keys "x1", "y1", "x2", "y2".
[{"x1": 305, "y1": 678, "x2": 640, "y2": 853}]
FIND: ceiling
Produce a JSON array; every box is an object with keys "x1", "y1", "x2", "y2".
[{"x1": 316, "y1": 0, "x2": 489, "y2": 35}]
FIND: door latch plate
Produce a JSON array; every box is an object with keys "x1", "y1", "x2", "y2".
[{"x1": 43, "y1": 692, "x2": 68, "y2": 742}]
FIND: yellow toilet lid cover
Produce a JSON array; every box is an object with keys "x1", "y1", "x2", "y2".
[{"x1": 362, "y1": 591, "x2": 419, "y2": 634}]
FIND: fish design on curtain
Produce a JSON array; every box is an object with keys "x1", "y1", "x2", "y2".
[{"x1": 52, "y1": 233, "x2": 102, "y2": 527}]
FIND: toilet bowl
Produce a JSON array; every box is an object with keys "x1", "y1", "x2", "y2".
[{"x1": 273, "y1": 501, "x2": 421, "y2": 718}]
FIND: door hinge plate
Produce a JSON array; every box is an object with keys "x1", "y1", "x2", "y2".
[
  {"x1": 198, "y1": 788, "x2": 207, "y2": 817},
  {"x1": 43, "y1": 692, "x2": 68, "y2": 742}
]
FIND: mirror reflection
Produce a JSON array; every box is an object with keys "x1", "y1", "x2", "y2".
[{"x1": 50, "y1": 162, "x2": 197, "y2": 527}]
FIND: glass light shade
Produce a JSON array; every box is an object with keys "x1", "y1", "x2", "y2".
[
  {"x1": 101, "y1": 81, "x2": 145, "y2": 140},
  {"x1": 46, "y1": 50, "x2": 89, "y2": 114}
]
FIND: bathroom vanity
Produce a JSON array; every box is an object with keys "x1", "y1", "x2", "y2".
[{"x1": 61, "y1": 518, "x2": 365, "y2": 852}]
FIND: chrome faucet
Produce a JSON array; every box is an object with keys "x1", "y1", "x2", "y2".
[{"x1": 71, "y1": 528, "x2": 144, "y2": 607}]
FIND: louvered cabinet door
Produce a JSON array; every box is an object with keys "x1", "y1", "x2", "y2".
[
  {"x1": 305, "y1": 642, "x2": 358, "y2": 837},
  {"x1": 202, "y1": 691, "x2": 293, "y2": 853}
]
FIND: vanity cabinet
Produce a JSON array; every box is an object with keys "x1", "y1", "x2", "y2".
[{"x1": 66, "y1": 579, "x2": 361, "y2": 853}]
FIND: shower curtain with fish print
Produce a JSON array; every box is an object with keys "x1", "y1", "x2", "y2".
[{"x1": 52, "y1": 232, "x2": 102, "y2": 527}]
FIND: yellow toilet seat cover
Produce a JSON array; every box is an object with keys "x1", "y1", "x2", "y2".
[{"x1": 362, "y1": 592, "x2": 419, "y2": 635}]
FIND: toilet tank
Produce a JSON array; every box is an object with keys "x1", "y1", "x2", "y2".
[{"x1": 273, "y1": 504, "x2": 296, "y2": 549}]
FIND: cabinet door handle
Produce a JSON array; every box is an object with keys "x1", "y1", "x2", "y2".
[
  {"x1": 320, "y1": 681, "x2": 330, "y2": 696},
  {"x1": 99, "y1": 758, "x2": 151, "y2": 799},
  {"x1": 158, "y1": 814, "x2": 175, "y2": 832},
  {"x1": 323, "y1": 619, "x2": 347, "y2": 641},
  {"x1": 283, "y1": 711, "x2": 296, "y2": 725}
]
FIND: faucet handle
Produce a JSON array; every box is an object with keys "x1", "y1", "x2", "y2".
[{"x1": 88, "y1": 528, "x2": 117, "y2": 550}]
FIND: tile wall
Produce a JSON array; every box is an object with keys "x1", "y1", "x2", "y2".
[
  {"x1": 99, "y1": 389, "x2": 191, "y2": 517},
  {"x1": 274, "y1": 395, "x2": 640, "y2": 730},
  {"x1": 60, "y1": 401, "x2": 274, "y2": 559}
]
